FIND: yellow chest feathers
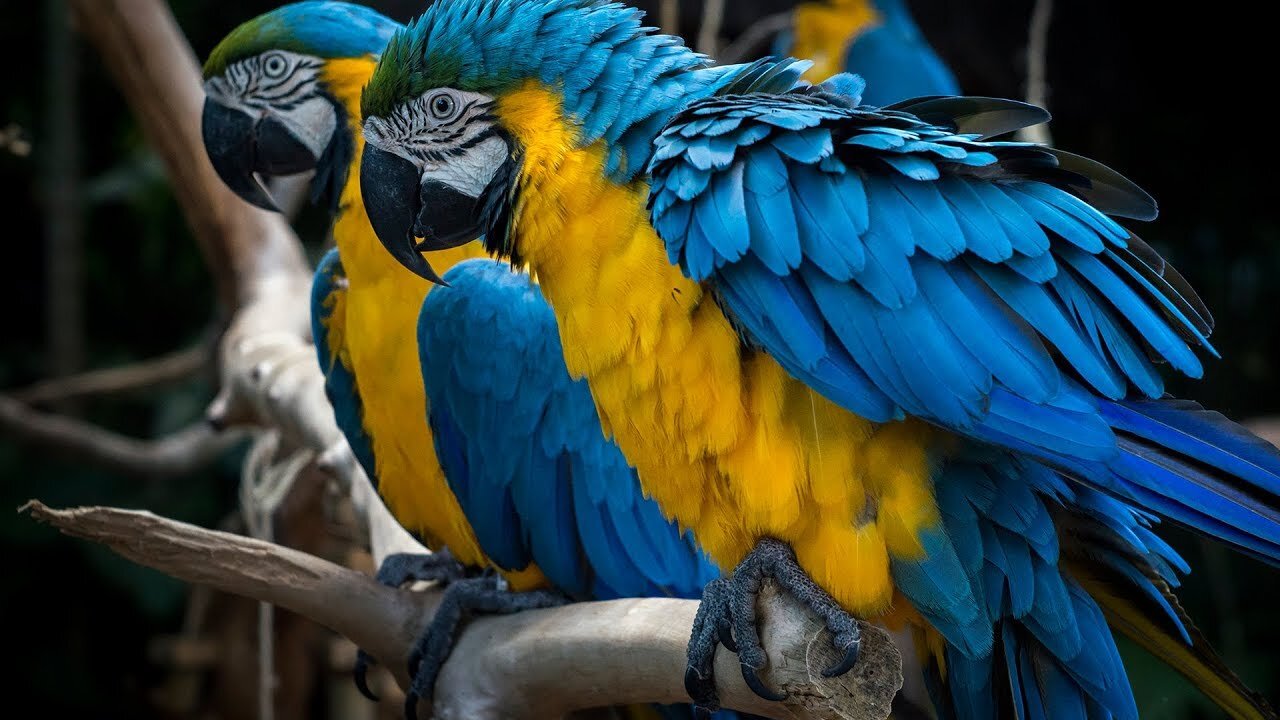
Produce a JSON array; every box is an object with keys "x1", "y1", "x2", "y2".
[
  {"x1": 322, "y1": 62, "x2": 490, "y2": 567},
  {"x1": 495, "y1": 84, "x2": 941, "y2": 615}
]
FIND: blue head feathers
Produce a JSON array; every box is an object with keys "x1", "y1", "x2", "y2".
[
  {"x1": 363, "y1": 0, "x2": 756, "y2": 180},
  {"x1": 204, "y1": 1, "x2": 398, "y2": 79}
]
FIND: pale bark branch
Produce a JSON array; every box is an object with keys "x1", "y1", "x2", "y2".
[
  {"x1": 12, "y1": 340, "x2": 210, "y2": 406},
  {"x1": 23, "y1": 502, "x2": 902, "y2": 720},
  {"x1": 697, "y1": 0, "x2": 726, "y2": 58},
  {"x1": 0, "y1": 395, "x2": 246, "y2": 478},
  {"x1": 69, "y1": 0, "x2": 307, "y2": 312},
  {"x1": 1018, "y1": 0, "x2": 1053, "y2": 144}
]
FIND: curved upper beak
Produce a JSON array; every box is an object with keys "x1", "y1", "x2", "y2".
[
  {"x1": 202, "y1": 98, "x2": 280, "y2": 212},
  {"x1": 361, "y1": 143, "x2": 454, "y2": 285}
]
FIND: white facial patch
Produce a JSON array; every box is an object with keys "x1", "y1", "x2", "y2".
[
  {"x1": 363, "y1": 87, "x2": 506, "y2": 197},
  {"x1": 204, "y1": 50, "x2": 335, "y2": 156},
  {"x1": 279, "y1": 95, "x2": 338, "y2": 158},
  {"x1": 422, "y1": 135, "x2": 509, "y2": 199}
]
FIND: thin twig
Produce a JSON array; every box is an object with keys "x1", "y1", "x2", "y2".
[
  {"x1": 697, "y1": 0, "x2": 725, "y2": 58},
  {"x1": 12, "y1": 340, "x2": 210, "y2": 406},
  {"x1": 718, "y1": 11, "x2": 793, "y2": 66},
  {"x1": 0, "y1": 395, "x2": 246, "y2": 477},
  {"x1": 23, "y1": 501, "x2": 903, "y2": 720},
  {"x1": 1018, "y1": 0, "x2": 1054, "y2": 144}
]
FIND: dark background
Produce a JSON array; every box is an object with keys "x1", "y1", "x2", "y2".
[{"x1": 1, "y1": 0, "x2": 1275, "y2": 716}]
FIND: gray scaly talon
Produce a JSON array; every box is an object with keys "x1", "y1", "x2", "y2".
[
  {"x1": 402, "y1": 575, "x2": 568, "y2": 720},
  {"x1": 684, "y1": 538, "x2": 862, "y2": 713},
  {"x1": 354, "y1": 550, "x2": 472, "y2": 701}
]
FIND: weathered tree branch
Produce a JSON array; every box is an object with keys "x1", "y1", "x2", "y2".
[
  {"x1": 0, "y1": 395, "x2": 246, "y2": 478},
  {"x1": 69, "y1": 0, "x2": 307, "y2": 313},
  {"x1": 24, "y1": 502, "x2": 902, "y2": 720},
  {"x1": 12, "y1": 339, "x2": 210, "y2": 406}
]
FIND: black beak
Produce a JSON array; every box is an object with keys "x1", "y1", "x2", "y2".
[
  {"x1": 360, "y1": 143, "x2": 464, "y2": 285},
  {"x1": 202, "y1": 98, "x2": 280, "y2": 212}
]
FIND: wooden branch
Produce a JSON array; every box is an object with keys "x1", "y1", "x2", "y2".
[
  {"x1": 0, "y1": 395, "x2": 245, "y2": 478},
  {"x1": 24, "y1": 502, "x2": 902, "y2": 720},
  {"x1": 12, "y1": 340, "x2": 209, "y2": 406},
  {"x1": 69, "y1": 0, "x2": 308, "y2": 311}
]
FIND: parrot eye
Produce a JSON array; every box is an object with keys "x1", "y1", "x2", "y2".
[
  {"x1": 262, "y1": 53, "x2": 289, "y2": 79},
  {"x1": 429, "y1": 92, "x2": 458, "y2": 121}
]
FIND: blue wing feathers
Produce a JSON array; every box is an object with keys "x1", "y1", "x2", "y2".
[
  {"x1": 649, "y1": 66, "x2": 1280, "y2": 567},
  {"x1": 419, "y1": 259, "x2": 719, "y2": 600},
  {"x1": 310, "y1": 249, "x2": 378, "y2": 484}
]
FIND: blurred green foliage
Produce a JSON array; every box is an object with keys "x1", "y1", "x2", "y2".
[{"x1": 0, "y1": 0, "x2": 1275, "y2": 715}]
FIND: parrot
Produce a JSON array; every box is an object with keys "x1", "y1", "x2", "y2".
[
  {"x1": 199, "y1": 5, "x2": 748, "y2": 718},
  {"x1": 355, "y1": 0, "x2": 1280, "y2": 717},
  {"x1": 781, "y1": 0, "x2": 959, "y2": 102}
]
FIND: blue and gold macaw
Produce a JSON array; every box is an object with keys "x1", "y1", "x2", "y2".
[
  {"x1": 200, "y1": 5, "x2": 739, "y2": 717},
  {"x1": 782, "y1": 0, "x2": 958, "y2": 103},
  {"x1": 357, "y1": 1, "x2": 1280, "y2": 717}
]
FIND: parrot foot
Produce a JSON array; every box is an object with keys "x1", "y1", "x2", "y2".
[
  {"x1": 354, "y1": 550, "x2": 472, "y2": 701},
  {"x1": 684, "y1": 538, "x2": 861, "y2": 715},
  {"x1": 403, "y1": 575, "x2": 569, "y2": 720}
]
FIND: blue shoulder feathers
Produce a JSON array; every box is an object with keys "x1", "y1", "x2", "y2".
[{"x1": 418, "y1": 259, "x2": 720, "y2": 600}]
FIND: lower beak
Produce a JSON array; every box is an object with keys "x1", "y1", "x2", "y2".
[
  {"x1": 201, "y1": 98, "x2": 280, "y2": 212},
  {"x1": 361, "y1": 143, "x2": 455, "y2": 285}
]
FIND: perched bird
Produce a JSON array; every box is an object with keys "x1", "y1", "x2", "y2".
[
  {"x1": 201, "y1": 5, "x2": 735, "y2": 717},
  {"x1": 357, "y1": 0, "x2": 1280, "y2": 716},
  {"x1": 783, "y1": 0, "x2": 959, "y2": 103}
]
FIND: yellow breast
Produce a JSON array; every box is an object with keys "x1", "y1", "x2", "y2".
[
  {"x1": 496, "y1": 83, "x2": 942, "y2": 615},
  {"x1": 321, "y1": 61, "x2": 548, "y2": 589}
]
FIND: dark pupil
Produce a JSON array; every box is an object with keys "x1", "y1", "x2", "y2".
[{"x1": 433, "y1": 96, "x2": 453, "y2": 117}]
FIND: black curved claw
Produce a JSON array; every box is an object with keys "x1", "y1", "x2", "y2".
[
  {"x1": 352, "y1": 550, "x2": 474, "y2": 704},
  {"x1": 822, "y1": 640, "x2": 861, "y2": 678},
  {"x1": 684, "y1": 538, "x2": 861, "y2": 712},
  {"x1": 741, "y1": 662, "x2": 788, "y2": 702},
  {"x1": 717, "y1": 611, "x2": 738, "y2": 653},
  {"x1": 353, "y1": 650, "x2": 379, "y2": 701}
]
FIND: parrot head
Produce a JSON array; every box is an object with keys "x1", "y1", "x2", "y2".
[
  {"x1": 359, "y1": 0, "x2": 707, "y2": 284},
  {"x1": 201, "y1": 1, "x2": 398, "y2": 211}
]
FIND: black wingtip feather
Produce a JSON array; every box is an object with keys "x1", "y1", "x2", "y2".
[
  {"x1": 1046, "y1": 147, "x2": 1158, "y2": 221},
  {"x1": 884, "y1": 96, "x2": 1052, "y2": 140}
]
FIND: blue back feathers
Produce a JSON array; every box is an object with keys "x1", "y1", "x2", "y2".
[
  {"x1": 418, "y1": 259, "x2": 720, "y2": 600},
  {"x1": 204, "y1": 1, "x2": 398, "y2": 78}
]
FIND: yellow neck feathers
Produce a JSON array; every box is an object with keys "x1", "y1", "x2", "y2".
[
  {"x1": 494, "y1": 82, "x2": 942, "y2": 616},
  {"x1": 316, "y1": 57, "x2": 493, "y2": 572}
]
